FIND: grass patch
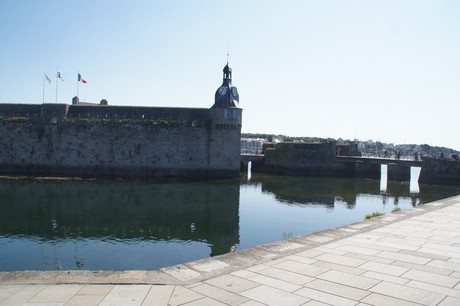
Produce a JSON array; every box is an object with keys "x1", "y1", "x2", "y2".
[
  {"x1": 391, "y1": 207, "x2": 401, "y2": 213},
  {"x1": 364, "y1": 211, "x2": 385, "y2": 220}
]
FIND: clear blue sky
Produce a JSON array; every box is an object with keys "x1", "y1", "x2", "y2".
[{"x1": 1, "y1": 1, "x2": 459, "y2": 150}]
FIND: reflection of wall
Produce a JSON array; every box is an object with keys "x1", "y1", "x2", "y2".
[
  {"x1": 253, "y1": 175, "x2": 419, "y2": 207},
  {"x1": 0, "y1": 179, "x2": 240, "y2": 256}
]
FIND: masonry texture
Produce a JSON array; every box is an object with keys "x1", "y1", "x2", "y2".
[
  {"x1": 0, "y1": 103, "x2": 242, "y2": 179},
  {"x1": 255, "y1": 141, "x2": 352, "y2": 178}
]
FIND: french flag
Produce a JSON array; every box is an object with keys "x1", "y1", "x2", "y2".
[{"x1": 78, "y1": 73, "x2": 87, "y2": 83}]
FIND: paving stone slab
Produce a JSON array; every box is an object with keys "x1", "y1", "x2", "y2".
[
  {"x1": 28, "y1": 284, "x2": 83, "y2": 303},
  {"x1": 401, "y1": 269, "x2": 460, "y2": 288},
  {"x1": 253, "y1": 266, "x2": 315, "y2": 285},
  {"x1": 316, "y1": 270, "x2": 380, "y2": 290},
  {"x1": 374, "y1": 250, "x2": 432, "y2": 265},
  {"x1": 240, "y1": 285, "x2": 309, "y2": 305},
  {"x1": 294, "y1": 287, "x2": 358, "y2": 306},
  {"x1": 369, "y1": 281, "x2": 445, "y2": 305},
  {"x1": 438, "y1": 296, "x2": 460, "y2": 305},
  {"x1": 181, "y1": 296, "x2": 228, "y2": 306},
  {"x1": 65, "y1": 294, "x2": 105, "y2": 306},
  {"x1": 0, "y1": 285, "x2": 46, "y2": 306},
  {"x1": 141, "y1": 285, "x2": 175, "y2": 306},
  {"x1": 190, "y1": 283, "x2": 250, "y2": 305},
  {"x1": 304, "y1": 279, "x2": 370, "y2": 300},
  {"x1": 361, "y1": 293, "x2": 422, "y2": 306},
  {"x1": 203, "y1": 274, "x2": 259, "y2": 293},
  {"x1": 273, "y1": 260, "x2": 328, "y2": 277},
  {"x1": 358, "y1": 261, "x2": 410, "y2": 276},
  {"x1": 314, "y1": 253, "x2": 367, "y2": 267},
  {"x1": 311, "y1": 259, "x2": 367, "y2": 276},
  {"x1": 407, "y1": 280, "x2": 460, "y2": 299},
  {"x1": 167, "y1": 286, "x2": 204, "y2": 306},
  {"x1": 249, "y1": 274, "x2": 303, "y2": 292}
]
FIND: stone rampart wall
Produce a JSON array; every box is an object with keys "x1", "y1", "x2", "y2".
[
  {"x1": 0, "y1": 104, "x2": 242, "y2": 179},
  {"x1": 0, "y1": 104, "x2": 41, "y2": 118},
  {"x1": 67, "y1": 105, "x2": 209, "y2": 121},
  {"x1": 257, "y1": 141, "x2": 345, "y2": 177},
  {"x1": 419, "y1": 156, "x2": 460, "y2": 185},
  {"x1": 0, "y1": 103, "x2": 209, "y2": 122},
  {"x1": 264, "y1": 142, "x2": 337, "y2": 167}
]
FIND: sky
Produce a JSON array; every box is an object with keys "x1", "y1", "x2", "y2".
[{"x1": 1, "y1": 1, "x2": 459, "y2": 150}]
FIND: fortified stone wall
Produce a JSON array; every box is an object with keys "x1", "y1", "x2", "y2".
[
  {"x1": 258, "y1": 141, "x2": 346, "y2": 177},
  {"x1": 419, "y1": 156, "x2": 460, "y2": 185},
  {"x1": 0, "y1": 103, "x2": 242, "y2": 179},
  {"x1": 264, "y1": 142, "x2": 337, "y2": 167},
  {"x1": 0, "y1": 104, "x2": 41, "y2": 118},
  {"x1": 67, "y1": 105, "x2": 210, "y2": 121}
]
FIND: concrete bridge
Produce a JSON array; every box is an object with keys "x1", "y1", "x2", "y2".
[
  {"x1": 336, "y1": 156, "x2": 421, "y2": 181},
  {"x1": 241, "y1": 154, "x2": 422, "y2": 182},
  {"x1": 336, "y1": 156, "x2": 421, "y2": 168},
  {"x1": 240, "y1": 154, "x2": 264, "y2": 170}
]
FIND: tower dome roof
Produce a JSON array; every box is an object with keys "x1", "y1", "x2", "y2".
[
  {"x1": 223, "y1": 63, "x2": 232, "y2": 74},
  {"x1": 213, "y1": 61, "x2": 239, "y2": 108}
]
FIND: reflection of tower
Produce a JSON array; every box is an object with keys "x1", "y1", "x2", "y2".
[{"x1": 201, "y1": 181, "x2": 240, "y2": 256}]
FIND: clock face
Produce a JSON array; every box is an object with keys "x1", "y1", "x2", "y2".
[
  {"x1": 218, "y1": 87, "x2": 227, "y2": 95},
  {"x1": 231, "y1": 87, "x2": 238, "y2": 97}
]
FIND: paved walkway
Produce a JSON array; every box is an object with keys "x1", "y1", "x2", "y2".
[{"x1": 2, "y1": 195, "x2": 460, "y2": 305}]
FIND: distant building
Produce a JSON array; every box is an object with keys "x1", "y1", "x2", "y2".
[{"x1": 241, "y1": 138, "x2": 264, "y2": 155}]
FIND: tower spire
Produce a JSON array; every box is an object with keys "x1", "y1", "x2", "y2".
[
  {"x1": 226, "y1": 45, "x2": 230, "y2": 64},
  {"x1": 213, "y1": 57, "x2": 239, "y2": 108}
]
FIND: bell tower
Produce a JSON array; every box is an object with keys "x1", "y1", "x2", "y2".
[
  {"x1": 213, "y1": 61, "x2": 239, "y2": 108},
  {"x1": 208, "y1": 61, "x2": 242, "y2": 177}
]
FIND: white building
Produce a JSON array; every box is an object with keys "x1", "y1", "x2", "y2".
[{"x1": 241, "y1": 138, "x2": 264, "y2": 155}]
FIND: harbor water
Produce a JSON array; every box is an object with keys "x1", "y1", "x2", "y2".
[{"x1": 1, "y1": 169, "x2": 459, "y2": 271}]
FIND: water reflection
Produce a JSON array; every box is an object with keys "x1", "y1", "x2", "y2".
[
  {"x1": 0, "y1": 179, "x2": 240, "y2": 268},
  {"x1": 1, "y1": 175, "x2": 459, "y2": 271},
  {"x1": 380, "y1": 164, "x2": 388, "y2": 192},
  {"x1": 410, "y1": 167, "x2": 421, "y2": 194},
  {"x1": 250, "y1": 174, "x2": 419, "y2": 207}
]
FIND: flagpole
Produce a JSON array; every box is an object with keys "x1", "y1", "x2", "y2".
[
  {"x1": 55, "y1": 68, "x2": 58, "y2": 103},
  {"x1": 42, "y1": 73, "x2": 45, "y2": 104},
  {"x1": 77, "y1": 73, "x2": 79, "y2": 98}
]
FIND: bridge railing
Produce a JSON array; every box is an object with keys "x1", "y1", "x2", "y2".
[{"x1": 360, "y1": 153, "x2": 421, "y2": 161}]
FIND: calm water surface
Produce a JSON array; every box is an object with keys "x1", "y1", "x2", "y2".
[{"x1": 1, "y1": 171, "x2": 459, "y2": 271}]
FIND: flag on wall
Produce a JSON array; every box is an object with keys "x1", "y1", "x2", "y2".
[
  {"x1": 78, "y1": 73, "x2": 87, "y2": 83},
  {"x1": 57, "y1": 71, "x2": 64, "y2": 81},
  {"x1": 44, "y1": 73, "x2": 51, "y2": 83}
]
